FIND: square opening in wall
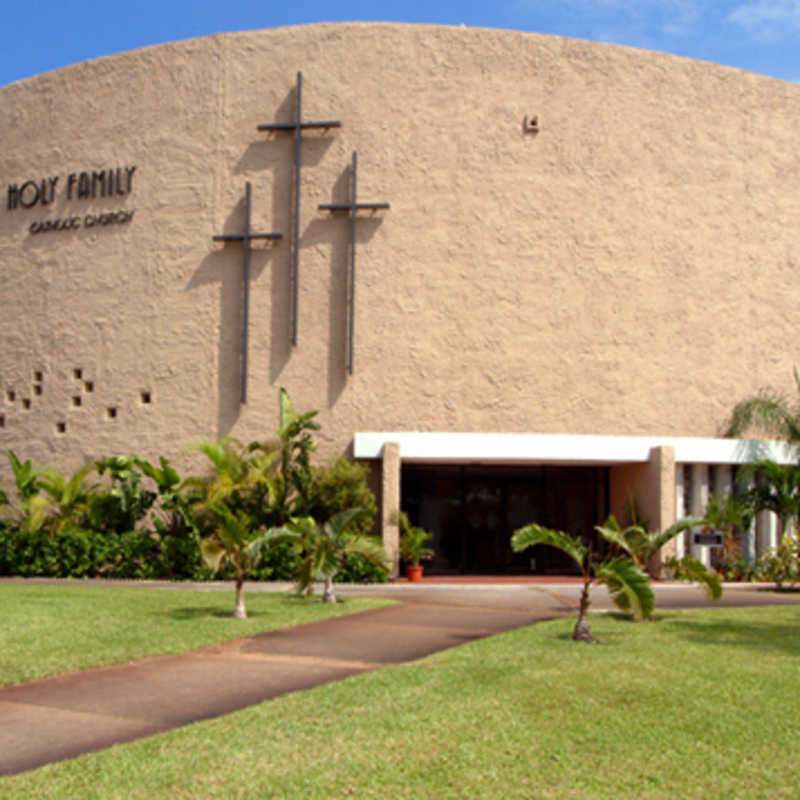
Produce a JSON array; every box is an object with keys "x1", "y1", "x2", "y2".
[
  {"x1": 74, "y1": 369, "x2": 83, "y2": 380},
  {"x1": 107, "y1": 407, "x2": 118, "y2": 419},
  {"x1": 34, "y1": 371, "x2": 43, "y2": 382},
  {"x1": 22, "y1": 399, "x2": 31, "y2": 410},
  {"x1": 56, "y1": 422, "x2": 66, "y2": 434},
  {"x1": 0, "y1": 414, "x2": 5, "y2": 429},
  {"x1": 72, "y1": 396, "x2": 82, "y2": 407},
  {"x1": 84, "y1": 381, "x2": 94, "y2": 393},
  {"x1": 6, "y1": 390, "x2": 15, "y2": 402},
  {"x1": 33, "y1": 385, "x2": 42, "y2": 396},
  {"x1": 140, "y1": 391, "x2": 151, "y2": 404}
]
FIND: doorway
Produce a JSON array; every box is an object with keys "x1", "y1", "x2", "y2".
[{"x1": 401, "y1": 464, "x2": 609, "y2": 575}]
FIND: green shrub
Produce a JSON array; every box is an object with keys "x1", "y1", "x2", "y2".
[
  {"x1": 301, "y1": 458, "x2": 377, "y2": 538},
  {"x1": 334, "y1": 550, "x2": 390, "y2": 584}
]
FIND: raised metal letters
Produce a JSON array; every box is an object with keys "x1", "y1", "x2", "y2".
[{"x1": 6, "y1": 165, "x2": 137, "y2": 211}]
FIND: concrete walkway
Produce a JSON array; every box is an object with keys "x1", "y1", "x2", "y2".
[{"x1": 1, "y1": 579, "x2": 798, "y2": 776}]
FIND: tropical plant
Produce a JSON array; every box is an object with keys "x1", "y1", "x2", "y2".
[
  {"x1": 597, "y1": 513, "x2": 723, "y2": 599},
  {"x1": 90, "y1": 455, "x2": 159, "y2": 534},
  {"x1": 298, "y1": 457, "x2": 377, "y2": 538},
  {"x1": 274, "y1": 509, "x2": 389, "y2": 603},
  {"x1": 37, "y1": 463, "x2": 99, "y2": 534},
  {"x1": 274, "y1": 387, "x2": 321, "y2": 520},
  {"x1": 393, "y1": 510, "x2": 434, "y2": 566},
  {"x1": 4, "y1": 451, "x2": 52, "y2": 535},
  {"x1": 187, "y1": 437, "x2": 284, "y2": 617},
  {"x1": 511, "y1": 523, "x2": 654, "y2": 642},
  {"x1": 726, "y1": 368, "x2": 800, "y2": 443},
  {"x1": 595, "y1": 514, "x2": 701, "y2": 571},
  {"x1": 661, "y1": 555, "x2": 724, "y2": 598},
  {"x1": 198, "y1": 502, "x2": 284, "y2": 618},
  {"x1": 739, "y1": 459, "x2": 800, "y2": 538}
]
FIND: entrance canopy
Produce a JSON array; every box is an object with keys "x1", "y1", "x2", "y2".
[{"x1": 354, "y1": 432, "x2": 797, "y2": 466}]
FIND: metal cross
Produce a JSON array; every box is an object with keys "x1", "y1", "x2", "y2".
[
  {"x1": 257, "y1": 71, "x2": 341, "y2": 347},
  {"x1": 213, "y1": 181, "x2": 282, "y2": 404},
  {"x1": 319, "y1": 151, "x2": 390, "y2": 375}
]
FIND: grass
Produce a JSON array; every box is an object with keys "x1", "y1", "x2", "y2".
[
  {"x1": 0, "y1": 583, "x2": 392, "y2": 686},
  {"x1": 4, "y1": 603, "x2": 800, "y2": 798}
]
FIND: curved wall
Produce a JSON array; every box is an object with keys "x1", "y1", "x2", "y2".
[{"x1": 1, "y1": 23, "x2": 799, "y2": 473}]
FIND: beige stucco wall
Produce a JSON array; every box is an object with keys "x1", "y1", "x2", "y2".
[{"x1": 1, "y1": 23, "x2": 800, "y2": 481}]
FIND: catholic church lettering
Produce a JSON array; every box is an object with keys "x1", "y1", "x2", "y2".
[{"x1": 6, "y1": 165, "x2": 136, "y2": 209}]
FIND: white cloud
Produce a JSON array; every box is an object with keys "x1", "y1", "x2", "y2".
[{"x1": 726, "y1": 0, "x2": 800, "y2": 40}]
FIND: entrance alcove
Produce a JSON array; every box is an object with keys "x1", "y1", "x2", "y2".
[{"x1": 401, "y1": 464, "x2": 609, "y2": 575}]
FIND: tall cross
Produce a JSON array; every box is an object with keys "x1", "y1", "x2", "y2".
[
  {"x1": 257, "y1": 71, "x2": 341, "y2": 347},
  {"x1": 319, "y1": 151, "x2": 390, "y2": 375},
  {"x1": 213, "y1": 181, "x2": 282, "y2": 404}
]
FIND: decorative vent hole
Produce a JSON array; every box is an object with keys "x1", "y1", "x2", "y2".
[
  {"x1": 140, "y1": 391, "x2": 152, "y2": 404},
  {"x1": 84, "y1": 381, "x2": 94, "y2": 393},
  {"x1": 73, "y1": 369, "x2": 83, "y2": 380},
  {"x1": 107, "y1": 407, "x2": 118, "y2": 419},
  {"x1": 22, "y1": 399, "x2": 31, "y2": 410},
  {"x1": 34, "y1": 371, "x2": 43, "y2": 382},
  {"x1": 33, "y1": 385, "x2": 42, "y2": 396},
  {"x1": 7, "y1": 390, "x2": 15, "y2": 402},
  {"x1": 56, "y1": 422, "x2": 66, "y2": 434},
  {"x1": 72, "y1": 396, "x2": 82, "y2": 407}
]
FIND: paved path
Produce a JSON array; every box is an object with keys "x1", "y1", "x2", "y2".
[{"x1": 1, "y1": 579, "x2": 798, "y2": 776}]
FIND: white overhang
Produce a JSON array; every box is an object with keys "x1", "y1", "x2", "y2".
[{"x1": 353, "y1": 432, "x2": 798, "y2": 466}]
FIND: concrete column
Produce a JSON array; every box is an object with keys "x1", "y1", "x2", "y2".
[
  {"x1": 714, "y1": 465, "x2": 732, "y2": 497},
  {"x1": 690, "y1": 463, "x2": 710, "y2": 566},
  {"x1": 380, "y1": 442, "x2": 401, "y2": 578},
  {"x1": 741, "y1": 476, "x2": 757, "y2": 563},
  {"x1": 757, "y1": 510, "x2": 779, "y2": 554},
  {"x1": 674, "y1": 464, "x2": 686, "y2": 559}
]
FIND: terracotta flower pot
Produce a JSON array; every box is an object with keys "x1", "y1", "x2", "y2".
[{"x1": 406, "y1": 564, "x2": 424, "y2": 582}]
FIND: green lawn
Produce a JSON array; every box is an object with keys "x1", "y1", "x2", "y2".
[
  {"x1": 4, "y1": 603, "x2": 800, "y2": 798},
  {"x1": 0, "y1": 583, "x2": 391, "y2": 686}
]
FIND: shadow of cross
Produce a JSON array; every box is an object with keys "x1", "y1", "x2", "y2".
[
  {"x1": 257, "y1": 71, "x2": 341, "y2": 347},
  {"x1": 319, "y1": 151, "x2": 389, "y2": 375},
  {"x1": 212, "y1": 181, "x2": 282, "y2": 403}
]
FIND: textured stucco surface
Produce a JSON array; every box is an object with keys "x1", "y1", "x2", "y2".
[{"x1": 1, "y1": 23, "x2": 799, "y2": 479}]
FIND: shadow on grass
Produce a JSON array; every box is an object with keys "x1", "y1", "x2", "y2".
[
  {"x1": 667, "y1": 616, "x2": 800, "y2": 657},
  {"x1": 165, "y1": 607, "x2": 271, "y2": 620}
]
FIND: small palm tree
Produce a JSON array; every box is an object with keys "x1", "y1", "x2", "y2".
[
  {"x1": 511, "y1": 523, "x2": 654, "y2": 642},
  {"x1": 198, "y1": 502, "x2": 280, "y2": 618},
  {"x1": 596, "y1": 514, "x2": 722, "y2": 600},
  {"x1": 275, "y1": 509, "x2": 388, "y2": 603}
]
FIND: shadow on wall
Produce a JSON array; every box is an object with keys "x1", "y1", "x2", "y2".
[
  {"x1": 187, "y1": 193, "x2": 281, "y2": 437},
  {"x1": 303, "y1": 163, "x2": 386, "y2": 406},
  {"x1": 235, "y1": 83, "x2": 336, "y2": 387}
]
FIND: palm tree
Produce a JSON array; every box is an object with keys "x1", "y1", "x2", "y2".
[
  {"x1": 739, "y1": 459, "x2": 800, "y2": 538},
  {"x1": 198, "y1": 502, "x2": 281, "y2": 618},
  {"x1": 511, "y1": 523, "x2": 654, "y2": 642},
  {"x1": 276, "y1": 509, "x2": 388, "y2": 603},
  {"x1": 595, "y1": 514, "x2": 722, "y2": 600},
  {"x1": 726, "y1": 368, "x2": 800, "y2": 442},
  {"x1": 188, "y1": 437, "x2": 283, "y2": 618}
]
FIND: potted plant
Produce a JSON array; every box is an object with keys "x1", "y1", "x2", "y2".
[{"x1": 394, "y1": 510, "x2": 434, "y2": 581}]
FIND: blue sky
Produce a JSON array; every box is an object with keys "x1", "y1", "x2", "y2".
[{"x1": 2, "y1": 0, "x2": 799, "y2": 88}]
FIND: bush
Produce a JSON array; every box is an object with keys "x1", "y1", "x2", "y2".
[
  {"x1": 302, "y1": 458, "x2": 377, "y2": 538},
  {"x1": 335, "y1": 550, "x2": 390, "y2": 584}
]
